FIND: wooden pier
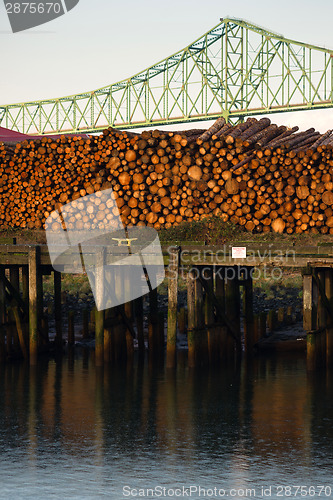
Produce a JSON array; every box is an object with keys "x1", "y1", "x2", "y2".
[{"x1": 1, "y1": 241, "x2": 333, "y2": 369}]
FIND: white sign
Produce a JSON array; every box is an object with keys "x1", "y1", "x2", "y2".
[{"x1": 232, "y1": 247, "x2": 247, "y2": 259}]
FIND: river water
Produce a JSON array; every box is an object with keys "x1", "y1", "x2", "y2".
[{"x1": 0, "y1": 351, "x2": 332, "y2": 500}]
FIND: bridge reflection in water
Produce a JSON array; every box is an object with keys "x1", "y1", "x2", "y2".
[{"x1": 0, "y1": 353, "x2": 332, "y2": 498}]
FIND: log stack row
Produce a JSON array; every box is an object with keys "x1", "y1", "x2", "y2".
[{"x1": 1, "y1": 117, "x2": 333, "y2": 234}]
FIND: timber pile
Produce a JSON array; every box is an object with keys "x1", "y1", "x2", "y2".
[{"x1": 1, "y1": 117, "x2": 333, "y2": 234}]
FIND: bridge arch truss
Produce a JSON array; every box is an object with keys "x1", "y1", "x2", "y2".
[{"x1": 1, "y1": 17, "x2": 333, "y2": 135}]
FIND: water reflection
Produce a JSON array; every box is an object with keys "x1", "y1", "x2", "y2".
[{"x1": 0, "y1": 353, "x2": 333, "y2": 498}]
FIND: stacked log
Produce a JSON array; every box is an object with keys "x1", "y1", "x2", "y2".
[{"x1": 1, "y1": 117, "x2": 333, "y2": 234}]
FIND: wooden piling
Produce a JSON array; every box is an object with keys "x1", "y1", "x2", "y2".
[
  {"x1": 195, "y1": 267, "x2": 207, "y2": 366},
  {"x1": 204, "y1": 267, "x2": 217, "y2": 365},
  {"x1": 243, "y1": 272, "x2": 254, "y2": 353},
  {"x1": 303, "y1": 273, "x2": 318, "y2": 371},
  {"x1": 267, "y1": 310, "x2": 275, "y2": 334},
  {"x1": 325, "y1": 268, "x2": 333, "y2": 367},
  {"x1": 54, "y1": 270, "x2": 62, "y2": 348},
  {"x1": 317, "y1": 269, "x2": 327, "y2": 367},
  {"x1": 134, "y1": 296, "x2": 144, "y2": 353},
  {"x1": 0, "y1": 267, "x2": 5, "y2": 360},
  {"x1": 41, "y1": 315, "x2": 49, "y2": 346},
  {"x1": 9, "y1": 267, "x2": 20, "y2": 353},
  {"x1": 178, "y1": 307, "x2": 186, "y2": 335},
  {"x1": 22, "y1": 266, "x2": 29, "y2": 305},
  {"x1": 259, "y1": 312, "x2": 267, "y2": 339},
  {"x1": 277, "y1": 307, "x2": 285, "y2": 325},
  {"x1": 124, "y1": 273, "x2": 134, "y2": 362},
  {"x1": 286, "y1": 305, "x2": 293, "y2": 325},
  {"x1": 113, "y1": 315, "x2": 127, "y2": 363},
  {"x1": 148, "y1": 288, "x2": 158, "y2": 356},
  {"x1": 95, "y1": 308, "x2": 104, "y2": 366},
  {"x1": 215, "y1": 267, "x2": 228, "y2": 360},
  {"x1": 68, "y1": 310, "x2": 75, "y2": 346},
  {"x1": 148, "y1": 321, "x2": 155, "y2": 359},
  {"x1": 187, "y1": 267, "x2": 197, "y2": 368},
  {"x1": 103, "y1": 308, "x2": 112, "y2": 363},
  {"x1": 158, "y1": 310, "x2": 165, "y2": 357},
  {"x1": 12, "y1": 305, "x2": 28, "y2": 359},
  {"x1": 166, "y1": 247, "x2": 179, "y2": 368},
  {"x1": 125, "y1": 317, "x2": 134, "y2": 363},
  {"x1": 10, "y1": 267, "x2": 19, "y2": 292},
  {"x1": 253, "y1": 314, "x2": 260, "y2": 344},
  {"x1": 225, "y1": 267, "x2": 240, "y2": 359},
  {"x1": 82, "y1": 309, "x2": 89, "y2": 339},
  {"x1": 90, "y1": 306, "x2": 96, "y2": 331},
  {"x1": 28, "y1": 246, "x2": 40, "y2": 365},
  {"x1": 95, "y1": 247, "x2": 105, "y2": 366}
]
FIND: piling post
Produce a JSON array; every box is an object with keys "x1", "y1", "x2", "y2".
[
  {"x1": 0, "y1": 267, "x2": 6, "y2": 361},
  {"x1": 317, "y1": 269, "x2": 327, "y2": 367},
  {"x1": 124, "y1": 273, "x2": 134, "y2": 363},
  {"x1": 158, "y1": 310, "x2": 165, "y2": 358},
  {"x1": 95, "y1": 247, "x2": 105, "y2": 366},
  {"x1": 187, "y1": 267, "x2": 197, "y2": 368},
  {"x1": 41, "y1": 315, "x2": 49, "y2": 347},
  {"x1": 243, "y1": 269, "x2": 254, "y2": 354},
  {"x1": 54, "y1": 271, "x2": 62, "y2": 349},
  {"x1": 82, "y1": 309, "x2": 89, "y2": 340},
  {"x1": 148, "y1": 287, "x2": 158, "y2": 357},
  {"x1": 12, "y1": 305, "x2": 28, "y2": 359},
  {"x1": 28, "y1": 246, "x2": 40, "y2": 365},
  {"x1": 95, "y1": 307, "x2": 104, "y2": 366},
  {"x1": 186, "y1": 265, "x2": 207, "y2": 366},
  {"x1": 113, "y1": 314, "x2": 127, "y2": 363},
  {"x1": 9, "y1": 267, "x2": 20, "y2": 354},
  {"x1": 103, "y1": 308, "x2": 112, "y2": 363},
  {"x1": 204, "y1": 266, "x2": 217, "y2": 365},
  {"x1": 267, "y1": 310, "x2": 276, "y2": 334},
  {"x1": 22, "y1": 266, "x2": 29, "y2": 305},
  {"x1": 195, "y1": 266, "x2": 207, "y2": 365},
  {"x1": 37, "y1": 264, "x2": 43, "y2": 332},
  {"x1": 22, "y1": 266, "x2": 29, "y2": 347},
  {"x1": 303, "y1": 273, "x2": 318, "y2": 371},
  {"x1": 215, "y1": 267, "x2": 227, "y2": 361},
  {"x1": 325, "y1": 268, "x2": 333, "y2": 367},
  {"x1": 253, "y1": 315, "x2": 260, "y2": 344},
  {"x1": 166, "y1": 247, "x2": 179, "y2": 368},
  {"x1": 68, "y1": 310, "x2": 75, "y2": 346},
  {"x1": 134, "y1": 296, "x2": 144, "y2": 354},
  {"x1": 90, "y1": 306, "x2": 96, "y2": 332},
  {"x1": 286, "y1": 306, "x2": 293, "y2": 325},
  {"x1": 259, "y1": 312, "x2": 267, "y2": 339},
  {"x1": 277, "y1": 307, "x2": 285, "y2": 326},
  {"x1": 178, "y1": 308, "x2": 186, "y2": 335},
  {"x1": 225, "y1": 266, "x2": 240, "y2": 360}
]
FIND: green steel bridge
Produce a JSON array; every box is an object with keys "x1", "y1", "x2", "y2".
[{"x1": 1, "y1": 17, "x2": 333, "y2": 135}]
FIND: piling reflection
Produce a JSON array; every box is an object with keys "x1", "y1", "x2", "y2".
[{"x1": 0, "y1": 352, "x2": 333, "y2": 491}]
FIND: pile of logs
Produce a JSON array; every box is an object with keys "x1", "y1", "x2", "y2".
[{"x1": 1, "y1": 116, "x2": 333, "y2": 234}]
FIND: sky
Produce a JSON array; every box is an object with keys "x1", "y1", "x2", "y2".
[{"x1": 1, "y1": 0, "x2": 333, "y2": 132}]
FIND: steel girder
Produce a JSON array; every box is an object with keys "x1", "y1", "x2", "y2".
[{"x1": 1, "y1": 17, "x2": 333, "y2": 135}]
